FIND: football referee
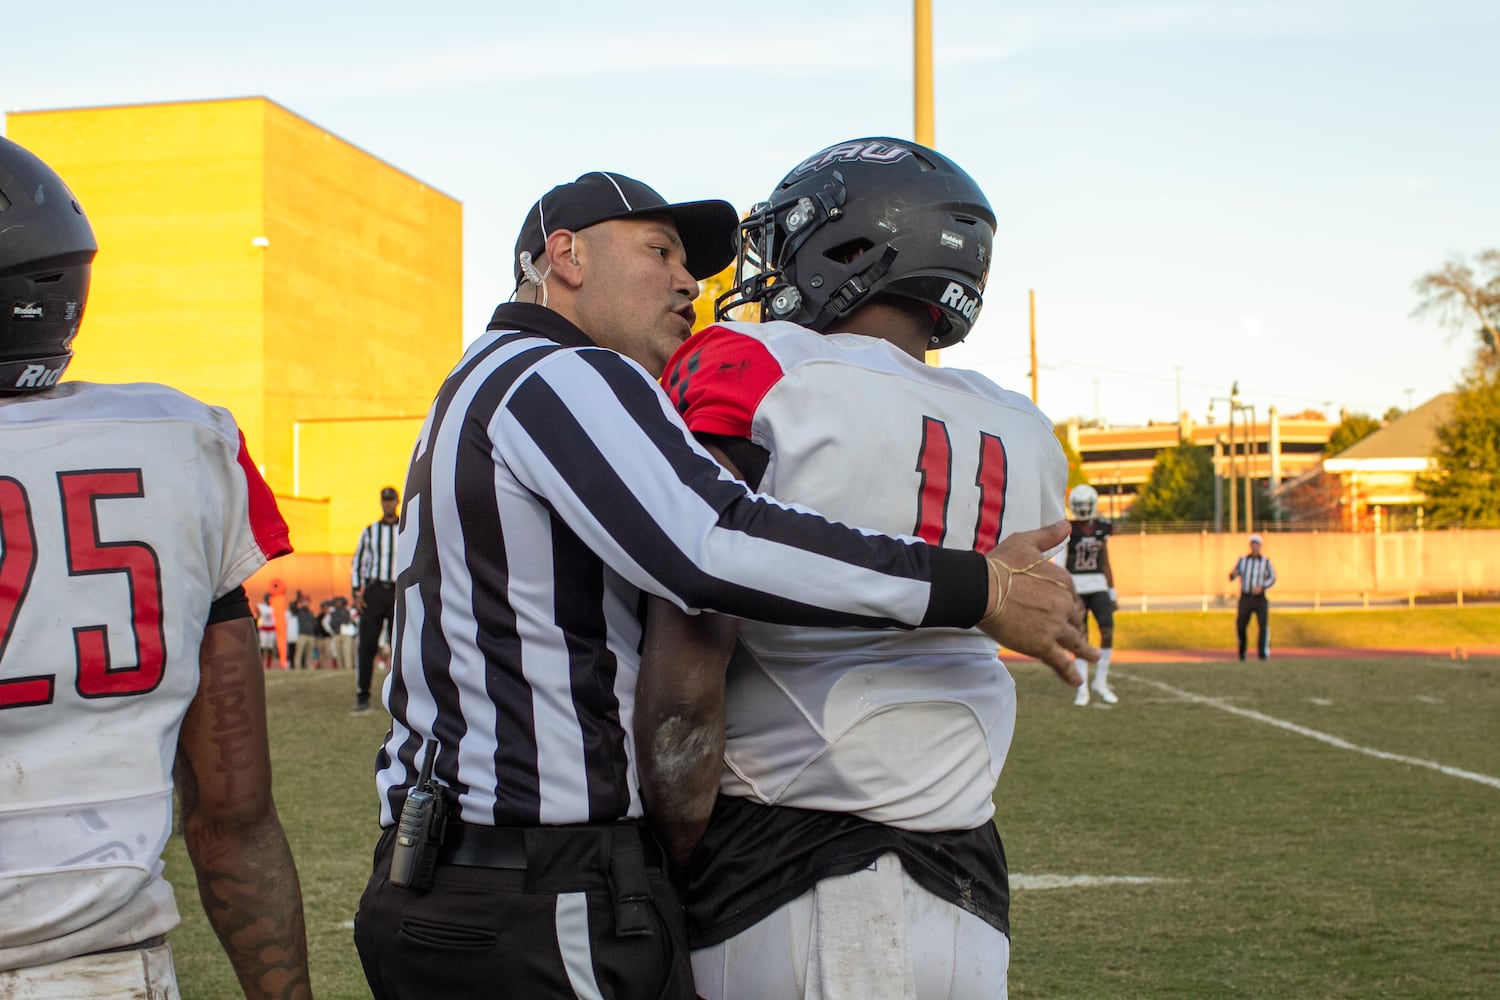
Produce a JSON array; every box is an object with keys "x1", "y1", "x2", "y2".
[
  {"x1": 350, "y1": 486, "x2": 400, "y2": 713},
  {"x1": 1229, "y1": 533, "x2": 1277, "y2": 660},
  {"x1": 352, "y1": 171, "x2": 1095, "y2": 1000}
]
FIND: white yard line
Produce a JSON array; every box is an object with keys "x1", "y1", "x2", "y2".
[
  {"x1": 1121, "y1": 674, "x2": 1500, "y2": 791},
  {"x1": 1011, "y1": 874, "x2": 1174, "y2": 891}
]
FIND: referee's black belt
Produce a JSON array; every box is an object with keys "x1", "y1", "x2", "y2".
[
  {"x1": 438, "y1": 818, "x2": 664, "y2": 871},
  {"x1": 362, "y1": 579, "x2": 395, "y2": 591}
]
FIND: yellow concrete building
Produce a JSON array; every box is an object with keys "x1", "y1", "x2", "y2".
[{"x1": 8, "y1": 98, "x2": 462, "y2": 595}]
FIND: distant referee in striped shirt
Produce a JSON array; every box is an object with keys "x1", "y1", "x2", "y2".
[
  {"x1": 350, "y1": 171, "x2": 1094, "y2": 1000},
  {"x1": 351, "y1": 486, "x2": 399, "y2": 713},
  {"x1": 1229, "y1": 533, "x2": 1277, "y2": 660}
]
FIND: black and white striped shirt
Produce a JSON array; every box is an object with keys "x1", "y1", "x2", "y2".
[
  {"x1": 374, "y1": 303, "x2": 986, "y2": 828},
  {"x1": 351, "y1": 519, "x2": 399, "y2": 590},
  {"x1": 1232, "y1": 554, "x2": 1276, "y2": 595}
]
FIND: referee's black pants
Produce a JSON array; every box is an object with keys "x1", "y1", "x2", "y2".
[
  {"x1": 356, "y1": 582, "x2": 395, "y2": 702},
  {"x1": 355, "y1": 821, "x2": 695, "y2": 1000},
  {"x1": 1236, "y1": 593, "x2": 1270, "y2": 660}
]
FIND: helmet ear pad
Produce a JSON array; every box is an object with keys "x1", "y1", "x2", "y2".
[
  {"x1": 718, "y1": 138, "x2": 994, "y2": 348},
  {"x1": 0, "y1": 137, "x2": 97, "y2": 394}
]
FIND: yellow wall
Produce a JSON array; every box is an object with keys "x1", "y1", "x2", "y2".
[
  {"x1": 7, "y1": 99, "x2": 462, "y2": 558},
  {"x1": 9, "y1": 101, "x2": 269, "y2": 444},
  {"x1": 295, "y1": 417, "x2": 426, "y2": 550}
]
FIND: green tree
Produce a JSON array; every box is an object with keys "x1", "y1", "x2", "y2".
[
  {"x1": 1325, "y1": 411, "x2": 1382, "y2": 455},
  {"x1": 1129, "y1": 442, "x2": 1216, "y2": 522},
  {"x1": 1416, "y1": 370, "x2": 1500, "y2": 526},
  {"x1": 1054, "y1": 427, "x2": 1088, "y2": 490},
  {"x1": 1413, "y1": 249, "x2": 1500, "y2": 370}
]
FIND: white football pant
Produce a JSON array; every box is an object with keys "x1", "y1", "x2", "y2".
[{"x1": 0, "y1": 942, "x2": 179, "y2": 999}]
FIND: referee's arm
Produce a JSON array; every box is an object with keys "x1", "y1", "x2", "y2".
[{"x1": 500, "y1": 348, "x2": 987, "y2": 630}]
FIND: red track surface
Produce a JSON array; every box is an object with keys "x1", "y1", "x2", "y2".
[{"x1": 1007, "y1": 646, "x2": 1500, "y2": 664}]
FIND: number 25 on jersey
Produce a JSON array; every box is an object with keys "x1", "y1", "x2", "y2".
[{"x1": 0, "y1": 469, "x2": 165, "y2": 709}]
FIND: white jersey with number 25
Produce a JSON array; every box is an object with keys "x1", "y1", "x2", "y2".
[{"x1": 0, "y1": 381, "x2": 290, "y2": 970}]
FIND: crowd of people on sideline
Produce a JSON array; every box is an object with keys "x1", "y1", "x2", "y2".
[{"x1": 253, "y1": 591, "x2": 372, "y2": 672}]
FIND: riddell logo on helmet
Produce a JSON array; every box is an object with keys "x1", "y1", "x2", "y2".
[
  {"x1": 939, "y1": 282, "x2": 981, "y2": 322},
  {"x1": 14, "y1": 362, "x2": 63, "y2": 389},
  {"x1": 12, "y1": 302, "x2": 44, "y2": 320},
  {"x1": 792, "y1": 141, "x2": 912, "y2": 176}
]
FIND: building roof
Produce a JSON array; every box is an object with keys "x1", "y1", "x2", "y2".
[{"x1": 1324, "y1": 393, "x2": 1457, "y2": 471}]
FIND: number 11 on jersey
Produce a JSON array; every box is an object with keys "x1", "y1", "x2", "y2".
[{"x1": 912, "y1": 416, "x2": 1008, "y2": 552}]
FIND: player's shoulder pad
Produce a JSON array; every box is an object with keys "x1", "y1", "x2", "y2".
[{"x1": 662, "y1": 324, "x2": 787, "y2": 438}]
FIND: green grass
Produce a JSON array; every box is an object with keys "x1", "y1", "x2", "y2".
[
  {"x1": 1114, "y1": 605, "x2": 1500, "y2": 650},
  {"x1": 165, "y1": 669, "x2": 389, "y2": 1000},
  {"x1": 1000, "y1": 655, "x2": 1500, "y2": 998},
  {"x1": 162, "y1": 640, "x2": 1500, "y2": 997}
]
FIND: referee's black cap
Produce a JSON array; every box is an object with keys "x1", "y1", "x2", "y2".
[{"x1": 514, "y1": 172, "x2": 738, "y2": 283}]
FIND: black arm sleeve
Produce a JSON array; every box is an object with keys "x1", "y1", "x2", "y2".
[
  {"x1": 206, "y1": 585, "x2": 252, "y2": 625},
  {"x1": 696, "y1": 433, "x2": 771, "y2": 491}
]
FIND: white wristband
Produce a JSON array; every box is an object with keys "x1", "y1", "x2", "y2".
[{"x1": 1108, "y1": 588, "x2": 1117, "y2": 602}]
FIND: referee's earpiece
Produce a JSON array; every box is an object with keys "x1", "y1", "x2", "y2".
[{"x1": 568, "y1": 238, "x2": 579, "y2": 267}]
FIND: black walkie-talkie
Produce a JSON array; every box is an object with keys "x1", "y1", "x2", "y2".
[{"x1": 389, "y1": 739, "x2": 446, "y2": 891}]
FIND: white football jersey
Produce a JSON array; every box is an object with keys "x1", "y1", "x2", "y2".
[
  {"x1": 0, "y1": 382, "x2": 289, "y2": 969},
  {"x1": 664, "y1": 322, "x2": 1067, "y2": 831}
]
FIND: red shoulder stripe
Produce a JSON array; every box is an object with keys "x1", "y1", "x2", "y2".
[
  {"x1": 235, "y1": 431, "x2": 293, "y2": 560},
  {"x1": 661, "y1": 325, "x2": 785, "y2": 439}
]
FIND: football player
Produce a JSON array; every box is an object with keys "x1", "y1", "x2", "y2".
[
  {"x1": 637, "y1": 137, "x2": 1085, "y2": 999},
  {"x1": 1063, "y1": 483, "x2": 1119, "y2": 705},
  {"x1": 0, "y1": 137, "x2": 310, "y2": 998}
]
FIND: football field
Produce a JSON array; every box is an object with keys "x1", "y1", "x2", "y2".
[
  {"x1": 164, "y1": 654, "x2": 1500, "y2": 998},
  {"x1": 998, "y1": 655, "x2": 1500, "y2": 998}
]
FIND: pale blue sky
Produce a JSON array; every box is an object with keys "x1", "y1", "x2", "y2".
[{"x1": 5, "y1": 0, "x2": 1497, "y2": 426}]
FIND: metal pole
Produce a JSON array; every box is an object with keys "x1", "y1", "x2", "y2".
[
  {"x1": 916, "y1": 0, "x2": 938, "y2": 366},
  {"x1": 1029, "y1": 289, "x2": 1038, "y2": 404},
  {"x1": 1228, "y1": 404, "x2": 1238, "y2": 534},
  {"x1": 914, "y1": 0, "x2": 934, "y2": 147},
  {"x1": 1214, "y1": 435, "x2": 1224, "y2": 532},
  {"x1": 1244, "y1": 403, "x2": 1256, "y2": 535}
]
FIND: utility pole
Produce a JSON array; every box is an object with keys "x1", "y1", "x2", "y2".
[
  {"x1": 1029, "y1": 289, "x2": 1038, "y2": 403},
  {"x1": 914, "y1": 0, "x2": 934, "y2": 147},
  {"x1": 915, "y1": 0, "x2": 938, "y2": 367}
]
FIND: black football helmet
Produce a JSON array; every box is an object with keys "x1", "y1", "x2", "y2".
[
  {"x1": 716, "y1": 137, "x2": 994, "y2": 349},
  {"x1": 0, "y1": 137, "x2": 96, "y2": 394}
]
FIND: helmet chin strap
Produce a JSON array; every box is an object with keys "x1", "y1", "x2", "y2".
[{"x1": 810, "y1": 245, "x2": 899, "y2": 331}]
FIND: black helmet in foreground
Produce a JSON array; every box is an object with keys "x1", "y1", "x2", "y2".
[
  {"x1": 716, "y1": 138, "x2": 995, "y2": 349},
  {"x1": 0, "y1": 136, "x2": 96, "y2": 394}
]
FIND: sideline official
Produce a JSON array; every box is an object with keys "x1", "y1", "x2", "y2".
[
  {"x1": 351, "y1": 171, "x2": 1093, "y2": 1000},
  {"x1": 1229, "y1": 533, "x2": 1277, "y2": 660},
  {"x1": 351, "y1": 486, "x2": 399, "y2": 713}
]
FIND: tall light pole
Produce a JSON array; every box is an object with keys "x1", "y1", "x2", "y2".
[
  {"x1": 916, "y1": 0, "x2": 938, "y2": 365},
  {"x1": 1210, "y1": 384, "x2": 1252, "y2": 533},
  {"x1": 1029, "y1": 289, "x2": 1038, "y2": 403},
  {"x1": 914, "y1": 0, "x2": 934, "y2": 147}
]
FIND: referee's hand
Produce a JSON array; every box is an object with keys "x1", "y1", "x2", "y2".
[{"x1": 977, "y1": 522, "x2": 1098, "y2": 684}]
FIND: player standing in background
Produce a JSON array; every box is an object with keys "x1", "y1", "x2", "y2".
[
  {"x1": 638, "y1": 137, "x2": 1085, "y2": 999},
  {"x1": 0, "y1": 137, "x2": 310, "y2": 999},
  {"x1": 1064, "y1": 483, "x2": 1119, "y2": 705}
]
